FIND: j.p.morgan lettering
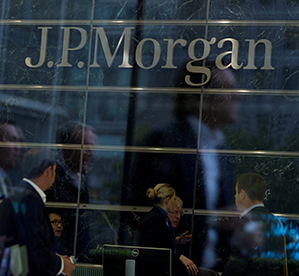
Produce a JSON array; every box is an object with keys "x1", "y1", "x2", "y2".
[{"x1": 25, "y1": 27, "x2": 274, "y2": 86}]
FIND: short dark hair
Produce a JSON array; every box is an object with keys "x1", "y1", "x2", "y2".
[
  {"x1": 22, "y1": 148, "x2": 56, "y2": 179},
  {"x1": 237, "y1": 172, "x2": 267, "y2": 201},
  {"x1": 56, "y1": 121, "x2": 94, "y2": 144},
  {"x1": 47, "y1": 208, "x2": 62, "y2": 217}
]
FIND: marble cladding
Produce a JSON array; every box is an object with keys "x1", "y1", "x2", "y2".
[
  {"x1": 1, "y1": 0, "x2": 299, "y2": 269},
  {"x1": 0, "y1": 0, "x2": 298, "y2": 20}
]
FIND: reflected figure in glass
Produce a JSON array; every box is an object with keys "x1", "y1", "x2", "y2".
[
  {"x1": 46, "y1": 120, "x2": 95, "y2": 203},
  {"x1": 45, "y1": 120, "x2": 96, "y2": 262},
  {"x1": 129, "y1": 62, "x2": 239, "y2": 268},
  {"x1": 0, "y1": 119, "x2": 20, "y2": 198}
]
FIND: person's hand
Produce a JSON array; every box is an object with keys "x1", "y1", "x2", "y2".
[
  {"x1": 183, "y1": 230, "x2": 192, "y2": 242},
  {"x1": 61, "y1": 256, "x2": 75, "y2": 276},
  {"x1": 176, "y1": 231, "x2": 192, "y2": 244},
  {"x1": 179, "y1": 255, "x2": 199, "y2": 275}
]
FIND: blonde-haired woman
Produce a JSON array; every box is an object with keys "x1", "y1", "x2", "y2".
[{"x1": 134, "y1": 183, "x2": 198, "y2": 275}]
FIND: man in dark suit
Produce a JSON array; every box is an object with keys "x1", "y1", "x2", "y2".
[
  {"x1": 0, "y1": 148, "x2": 75, "y2": 276},
  {"x1": 222, "y1": 172, "x2": 285, "y2": 276}
]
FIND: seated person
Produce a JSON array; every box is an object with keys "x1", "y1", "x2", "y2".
[
  {"x1": 168, "y1": 197, "x2": 192, "y2": 245},
  {"x1": 134, "y1": 183, "x2": 199, "y2": 276},
  {"x1": 48, "y1": 209, "x2": 66, "y2": 255},
  {"x1": 49, "y1": 211, "x2": 63, "y2": 238}
]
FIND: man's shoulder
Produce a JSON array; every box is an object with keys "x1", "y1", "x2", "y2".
[
  {"x1": 53, "y1": 162, "x2": 77, "y2": 187},
  {"x1": 7, "y1": 181, "x2": 37, "y2": 200},
  {"x1": 46, "y1": 162, "x2": 84, "y2": 203},
  {"x1": 249, "y1": 206, "x2": 275, "y2": 219},
  {"x1": 246, "y1": 206, "x2": 283, "y2": 231},
  {"x1": 54, "y1": 162, "x2": 68, "y2": 179},
  {"x1": 1, "y1": 181, "x2": 42, "y2": 209},
  {"x1": 50, "y1": 162, "x2": 74, "y2": 190}
]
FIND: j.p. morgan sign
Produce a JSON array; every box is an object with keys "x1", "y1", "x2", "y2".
[{"x1": 25, "y1": 27, "x2": 274, "y2": 86}]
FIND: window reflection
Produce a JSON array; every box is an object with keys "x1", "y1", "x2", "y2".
[{"x1": 1, "y1": 1, "x2": 299, "y2": 275}]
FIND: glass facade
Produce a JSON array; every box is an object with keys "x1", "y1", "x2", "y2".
[{"x1": 1, "y1": 0, "x2": 299, "y2": 274}]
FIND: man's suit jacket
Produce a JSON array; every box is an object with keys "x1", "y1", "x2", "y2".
[
  {"x1": 222, "y1": 206, "x2": 285, "y2": 276},
  {"x1": 46, "y1": 161, "x2": 89, "y2": 204},
  {"x1": 0, "y1": 180, "x2": 61, "y2": 276},
  {"x1": 129, "y1": 118, "x2": 234, "y2": 209}
]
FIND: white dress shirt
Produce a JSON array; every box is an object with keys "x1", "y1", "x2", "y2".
[{"x1": 240, "y1": 203, "x2": 265, "y2": 218}]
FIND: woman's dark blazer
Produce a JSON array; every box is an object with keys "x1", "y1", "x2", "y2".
[{"x1": 134, "y1": 206, "x2": 181, "y2": 264}]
